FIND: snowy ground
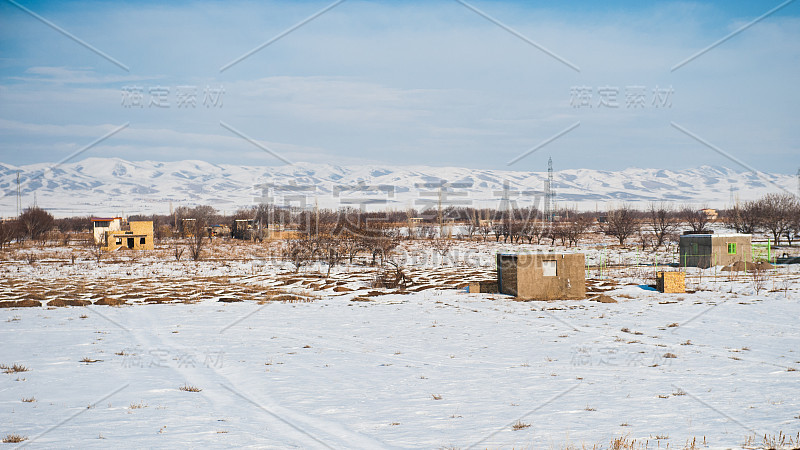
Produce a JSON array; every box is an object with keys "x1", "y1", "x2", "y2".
[{"x1": 1, "y1": 241, "x2": 799, "y2": 448}]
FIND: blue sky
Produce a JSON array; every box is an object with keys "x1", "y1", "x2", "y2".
[{"x1": 0, "y1": 0, "x2": 798, "y2": 173}]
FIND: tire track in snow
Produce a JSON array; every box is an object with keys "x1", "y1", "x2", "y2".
[{"x1": 121, "y1": 305, "x2": 391, "y2": 449}]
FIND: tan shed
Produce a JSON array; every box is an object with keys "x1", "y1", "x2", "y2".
[
  {"x1": 496, "y1": 253, "x2": 586, "y2": 300},
  {"x1": 656, "y1": 271, "x2": 685, "y2": 293},
  {"x1": 679, "y1": 233, "x2": 752, "y2": 268}
]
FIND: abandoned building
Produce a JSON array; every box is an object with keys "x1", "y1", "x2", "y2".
[
  {"x1": 496, "y1": 253, "x2": 586, "y2": 300},
  {"x1": 232, "y1": 219, "x2": 265, "y2": 241},
  {"x1": 92, "y1": 218, "x2": 154, "y2": 251},
  {"x1": 92, "y1": 217, "x2": 122, "y2": 245},
  {"x1": 679, "y1": 233, "x2": 752, "y2": 268}
]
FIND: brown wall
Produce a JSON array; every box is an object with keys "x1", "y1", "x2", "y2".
[
  {"x1": 498, "y1": 253, "x2": 586, "y2": 300},
  {"x1": 679, "y1": 234, "x2": 751, "y2": 268},
  {"x1": 103, "y1": 221, "x2": 155, "y2": 251}
]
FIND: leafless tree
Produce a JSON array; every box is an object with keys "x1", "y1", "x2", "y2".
[
  {"x1": 0, "y1": 220, "x2": 19, "y2": 249},
  {"x1": 636, "y1": 228, "x2": 653, "y2": 251},
  {"x1": 678, "y1": 206, "x2": 710, "y2": 233},
  {"x1": 186, "y1": 205, "x2": 215, "y2": 261},
  {"x1": 492, "y1": 222, "x2": 506, "y2": 242},
  {"x1": 725, "y1": 200, "x2": 761, "y2": 234},
  {"x1": 751, "y1": 268, "x2": 767, "y2": 295},
  {"x1": 648, "y1": 203, "x2": 677, "y2": 249},
  {"x1": 602, "y1": 205, "x2": 638, "y2": 246},
  {"x1": 478, "y1": 222, "x2": 492, "y2": 242},
  {"x1": 364, "y1": 226, "x2": 399, "y2": 266},
  {"x1": 431, "y1": 238, "x2": 454, "y2": 265},
  {"x1": 315, "y1": 234, "x2": 344, "y2": 277},
  {"x1": 759, "y1": 193, "x2": 798, "y2": 245},
  {"x1": 790, "y1": 205, "x2": 800, "y2": 246},
  {"x1": 282, "y1": 238, "x2": 314, "y2": 272},
  {"x1": 465, "y1": 211, "x2": 479, "y2": 240},
  {"x1": 565, "y1": 216, "x2": 592, "y2": 247},
  {"x1": 19, "y1": 206, "x2": 54, "y2": 243},
  {"x1": 524, "y1": 220, "x2": 545, "y2": 245}
]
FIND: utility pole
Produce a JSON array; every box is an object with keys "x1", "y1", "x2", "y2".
[
  {"x1": 438, "y1": 183, "x2": 443, "y2": 237},
  {"x1": 544, "y1": 157, "x2": 554, "y2": 222},
  {"x1": 16, "y1": 171, "x2": 21, "y2": 217}
]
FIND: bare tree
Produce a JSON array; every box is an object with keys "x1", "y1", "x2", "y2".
[
  {"x1": 431, "y1": 238, "x2": 454, "y2": 265},
  {"x1": 602, "y1": 205, "x2": 638, "y2": 246},
  {"x1": 636, "y1": 228, "x2": 653, "y2": 251},
  {"x1": 478, "y1": 222, "x2": 492, "y2": 242},
  {"x1": 19, "y1": 206, "x2": 54, "y2": 243},
  {"x1": 648, "y1": 203, "x2": 677, "y2": 249},
  {"x1": 465, "y1": 211, "x2": 479, "y2": 240},
  {"x1": 282, "y1": 238, "x2": 314, "y2": 272},
  {"x1": 0, "y1": 220, "x2": 19, "y2": 249},
  {"x1": 186, "y1": 205, "x2": 215, "y2": 261},
  {"x1": 790, "y1": 204, "x2": 800, "y2": 246},
  {"x1": 679, "y1": 206, "x2": 710, "y2": 233},
  {"x1": 759, "y1": 193, "x2": 798, "y2": 245},
  {"x1": 725, "y1": 200, "x2": 761, "y2": 234},
  {"x1": 315, "y1": 234, "x2": 343, "y2": 277},
  {"x1": 565, "y1": 216, "x2": 592, "y2": 247}
]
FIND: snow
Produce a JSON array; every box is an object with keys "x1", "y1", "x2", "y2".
[
  {"x1": 1, "y1": 157, "x2": 796, "y2": 217},
  {"x1": 1, "y1": 241, "x2": 799, "y2": 448}
]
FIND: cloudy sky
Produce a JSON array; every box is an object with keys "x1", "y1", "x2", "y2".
[{"x1": 1, "y1": 0, "x2": 798, "y2": 173}]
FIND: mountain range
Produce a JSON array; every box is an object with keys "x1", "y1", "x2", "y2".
[{"x1": 0, "y1": 158, "x2": 795, "y2": 217}]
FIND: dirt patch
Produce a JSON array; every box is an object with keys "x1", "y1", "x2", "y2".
[
  {"x1": 94, "y1": 297, "x2": 127, "y2": 306},
  {"x1": 48, "y1": 299, "x2": 92, "y2": 307},
  {"x1": 217, "y1": 297, "x2": 242, "y2": 303},
  {"x1": 333, "y1": 286, "x2": 352, "y2": 292},
  {"x1": 266, "y1": 294, "x2": 308, "y2": 303},
  {"x1": 722, "y1": 260, "x2": 774, "y2": 272},
  {"x1": 0, "y1": 300, "x2": 42, "y2": 308},
  {"x1": 590, "y1": 294, "x2": 618, "y2": 303}
]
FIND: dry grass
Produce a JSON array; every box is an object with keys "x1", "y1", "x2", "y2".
[
  {"x1": 80, "y1": 357, "x2": 102, "y2": 364},
  {"x1": 431, "y1": 394, "x2": 443, "y2": 400},
  {"x1": 179, "y1": 384, "x2": 202, "y2": 392},
  {"x1": 2, "y1": 434, "x2": 27, "y2": 443},
  {"x1": 129, "y1": 401, "x2": 147, "y2": 409},
  {"x1": 663, "y1": 353, "x2": 677, "y2": 359},
  {"x1": 21, "y1": 396, "x2": 36, "y2": 403},
  {"x1": 742, "y1": 431, "x2": 799, "y2": 449},
  {"x1": 511, "y1": 420, "x2": 531, "y2": 431},
  {"x1": 1, "y1": 363, "x2": 29, "y2": 374}
]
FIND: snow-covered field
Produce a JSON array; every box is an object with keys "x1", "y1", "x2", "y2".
[{"x1": 2, "y1": 241, "x2": 799, "y2": 448}]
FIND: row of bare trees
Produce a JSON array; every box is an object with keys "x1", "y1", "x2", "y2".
[
  {"x1": 0, "y1": 207, "x2": 55, "y2": 248},
  {"x1": 282, "y1": 219, "x2": 400, "y2": 274},
  {"x1": 726, "y1": 193, "x2": 800, "y2": 245}
]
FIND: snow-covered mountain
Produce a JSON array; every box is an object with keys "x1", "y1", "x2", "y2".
[{"x1": 0, "y1": 157, "x2": 794, "y2": 217}]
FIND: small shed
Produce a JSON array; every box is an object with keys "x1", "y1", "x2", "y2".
[
  {"x1": 679, "y1": 233, "x2": 752, "y2": 268},
  {"x1": 496, "y1": 253, "x2": 586, "y2": 300},
  {"x1": 656, "y1": 271, "x2": 685, "y2": 293}
]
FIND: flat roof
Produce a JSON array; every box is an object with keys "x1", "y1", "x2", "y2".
[
  {"x1": 681, "y1": 233, "x2": 751, "y2": 237},
  {"x1": 91, "y1": 217, "x2": 122, "y2": 221},
  {"x1": 497, "y1": 252, "x2": 583, "y2": 256}
]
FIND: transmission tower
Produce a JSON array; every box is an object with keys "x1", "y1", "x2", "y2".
[
  {"x1": 544, "y1": 157, "x2": 555, "y2": 222},
  {"x1": 16, "y1": 171, "x2": 21, "y2": 217}
]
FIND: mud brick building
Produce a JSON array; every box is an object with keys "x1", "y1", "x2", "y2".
[
  {"x1": 679, "y1": 233, "x2": 752, "y2": 268},
  {"x1": 496, "y1": 253, "x2": 586, "y2": 300}
]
